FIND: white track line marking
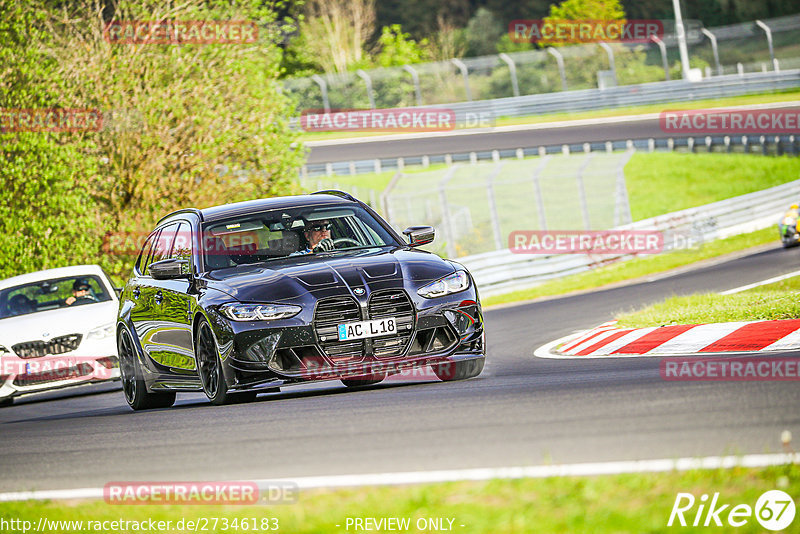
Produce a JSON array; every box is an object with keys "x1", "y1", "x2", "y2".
[
  {"x1": 720, "y1": 269, "x2": 800, "y2": 295},
  {"x1": 1, "y1": 453, "x2": 797, "y2": 502}
]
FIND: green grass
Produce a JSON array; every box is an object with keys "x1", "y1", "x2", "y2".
[
  {"x1": 626, "y1": 153, "x2": 800, "y2": 221},
  {"x1": 616, "y1": 266, "x2": 800, "y2": 328},
  {"x1": 298, "y1": 88, "x2": 800, "y2": 142},
  {"x1": 308, "y1": 153, "x2": 800, "y2": 223},
  {"x1": 2, "y1": 465, "x2": 797, "y2": 533},
  {"x1": 483, "y1": 226, "x2": 776, "y2": 307}
]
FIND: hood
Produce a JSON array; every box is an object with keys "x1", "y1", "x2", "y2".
[
  {"x1": 0, "y1": 301, "x2": 118, "y2": 349},
  {"x1": 203, "y1": 247, "x2": 455, "y2": 302}
]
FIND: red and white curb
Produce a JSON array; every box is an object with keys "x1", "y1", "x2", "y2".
[{"x1": 536, "y1": 319, "x2": 800, "y2": 359}]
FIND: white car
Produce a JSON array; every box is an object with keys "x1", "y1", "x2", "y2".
[{"x1": 0, "y1": 265, "x2": 121, "y2": 405}]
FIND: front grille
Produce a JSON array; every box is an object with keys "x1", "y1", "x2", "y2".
[
  {"x1": 12, "y1": 334, "x2": 83, "y2": 359},
  {"x1": 14, "y1": 362, "x2": 93, "y2": 386},
  {"x1": 368, "y1": 290, "x2": 415, "y2": 358},
  {"x1": 314, "y1": 296, "x2": 364, "y2": 364}
]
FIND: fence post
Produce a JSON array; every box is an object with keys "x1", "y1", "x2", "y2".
[
  {"x1": 532, "y1": 155, "x2": 551, "y2": 231},
  {"x1": 486, "y1": 162, "x2": 505, "y2": 250},
  {"x1": 381, "y1": 171, "x2": 404, "y2": 223},
  {"x1": 402, "y1": 65, "x2": 423, "y2": 106},
  {"x1": 700, "y1": 28, "x2": 722, "y2": 76},
  {"x1": 498, "y1": 53, "x2": 520, "y2": 97},
  {"x1": 355, "y1": 69, "x2": 376, "y2": 109},
  {"x1": 649, "y1": 35, "x2": 670, "y2": 81},
  {"x1": 310, "y1": 74, "x2": 330, "y2": 112},
  {"x1": 547, "y1": 47, "x2": 568, "y2": 91},
  {"x1": 451, "y1": 58, "x2": 473, "y2": 101},
  {"x1": 438, "y1": 165, "x2": 460, "y2": 258},
  {"x1": 614, "y1": 149, "x2": 635, "y2": 226},
  {"x1": 576, "y1": 153, "x2": 595, "y2": 229},
  {"x1": 755, "y1": 20, "x2": 778, "y2": 71},
  {"x1": 598, "y1": 42, "x2": 617, "y2": 86}
]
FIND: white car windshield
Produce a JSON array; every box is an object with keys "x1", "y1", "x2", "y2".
[{"x1": 0, "y1": 275, "x2": 112, "y2": 319}]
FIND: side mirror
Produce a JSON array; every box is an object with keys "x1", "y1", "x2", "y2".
[
  {"x1": 149, "y1": 259, "x2": 190, "y2": 280},
  {"x1": 114, "y1": 287, "x2": 123, "y2": 298},
  {"x1": 403, "y1": 226, "x2": 435, "y2": 247}
]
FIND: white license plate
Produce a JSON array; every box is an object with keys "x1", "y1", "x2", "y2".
[{"x1": 338, "y1": 317, "x2": 397, "y2": 341}]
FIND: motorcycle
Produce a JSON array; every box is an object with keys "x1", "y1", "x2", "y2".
[{"x1": 779, "y1": 212, "x2": 800, "y2": 248}]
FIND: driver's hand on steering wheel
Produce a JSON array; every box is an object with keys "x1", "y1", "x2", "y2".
[{"x1": 314, "y1": 238, "x2": 335, "y2": 252}]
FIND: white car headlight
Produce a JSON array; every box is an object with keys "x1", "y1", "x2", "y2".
[
  {"x1": 88, "y1": 323, "x2": 115, "y2": 339},
  {"x1": 417, "y1": 271, "x2": 470, "y2": 299},
  {"x1": 220, "y1": 303, "x2": 302, "y2": 321}
]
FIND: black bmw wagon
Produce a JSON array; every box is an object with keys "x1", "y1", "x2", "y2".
[{"x1": 116, "y1": 191, "x2": 485, "y2": 410}]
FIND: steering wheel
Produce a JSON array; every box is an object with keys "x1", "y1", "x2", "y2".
[{"x1": 333, "y1": 237, "x2": 360, "y2": 249}]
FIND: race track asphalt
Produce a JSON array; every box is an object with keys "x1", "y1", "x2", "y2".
[
  {"x1": 305, "y1": 103, "x2": 800, "y2": 164},
  {"x1": 1, "y1": 244, "x2": 799, "y2": 492}
]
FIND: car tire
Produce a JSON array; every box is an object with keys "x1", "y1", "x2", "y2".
[
  {"x1": 0, "y1": 397, "x2": 13, "y2": 408},
  {"x1": 196, "y1": 318, "x2": 253, "y2": 406},
  {"x1": 117, "y1": 328, "x2": 176, "y2": 411},
  {"x1": 341, "y1": 372, "x2": 386, "y2": 388},
  {"x1": 432, "y1": 358, "x2": 485, "y2": 381}
]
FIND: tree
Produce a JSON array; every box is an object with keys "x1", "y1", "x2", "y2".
[
  {"x1": 299, "y1": 0, "x2": 376, "y2": 73},
  {"x1": 373, "y1": 25, "x2": 430, "y2": 67},
  {"x1": 0, "y1": 0, "x2": 303, "y2": 280}
]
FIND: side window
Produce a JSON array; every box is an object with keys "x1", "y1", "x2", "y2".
[
  {"x1": 136, "y1": 231, "x2": 159, "y2": 276},
  {"x1": 150, "y1": 223, "x2": 179, "y2": 267},
  {"x1": 171, "y1": 222, "x2": 193, "y2": 268}
]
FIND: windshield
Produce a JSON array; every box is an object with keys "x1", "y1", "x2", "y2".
[
  {"x1": 201, "y1": 204, "x2": 400, "y2": 271},
  {"x1": 0, "y1": 275, "x2": 112, "y2": 319}
]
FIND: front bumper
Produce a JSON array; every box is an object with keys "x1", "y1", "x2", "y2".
[
  {"x1": 209, "y1": 290, "x2": 485, "y2": 391},
  {"x1": 0, "y1": 351, "x2": 120, "y2": 400}
]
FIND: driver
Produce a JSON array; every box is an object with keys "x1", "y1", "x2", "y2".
[
  {"x1": 293, "y1": 220, "x2": 335, "y2": 255},
  {"x1": 65, "y1": 279, "x2": 96, "y2": 306}
]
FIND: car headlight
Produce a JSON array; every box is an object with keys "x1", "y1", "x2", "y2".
[
  {"x1": 220, "y1": 303, "x2": 302, "y2": 321},
  {"x1": 417, "y1": 271, "x2": 470, "y2": 299},
  {"x1": 88, "y1": 323, "x2": 115, "y2": 339}
]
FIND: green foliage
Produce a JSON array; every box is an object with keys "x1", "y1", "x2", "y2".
[
  {"x1": 465, "y1": 7, "x2": 504, "y2": 57},
  {"x1": 374, "y1": 25, "x2": 429, "y2": 67},
  {"x1": 547, "y1": 0, "x2": 626, "y2": 20},
  {"x1": 0, "y1": 136, "x2": 100, "y2": 279},
  {"x1": 0, "y1": 0, "x2": 303, "y2": 282}
]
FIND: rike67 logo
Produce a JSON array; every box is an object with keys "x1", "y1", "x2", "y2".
[{"x1": 668, "y1": 490, "x2": 795, "y2": 530}]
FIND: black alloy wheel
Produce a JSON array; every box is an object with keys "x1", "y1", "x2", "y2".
[
  {"x1": 196, "y1": 318, "x2": 256, "y2": 405},
  {"x1": 117, "y1": 327, "x2": 175, "y2": 410}
]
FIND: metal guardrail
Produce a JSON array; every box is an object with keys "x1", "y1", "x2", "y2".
[
  {"x1": 459, "y1": 179, "x2": 800, "y2": 296},
  {"x1": 302, "y1": 128, "x2": 800, "y2": 179},
  {"x1": 429, "y1": 69, "x2": 800, "y2": 119}
]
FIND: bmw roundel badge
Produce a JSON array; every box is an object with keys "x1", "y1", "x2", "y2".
[{"x1": 353, "y1": 287, "x2": 365, "y2": 296}]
